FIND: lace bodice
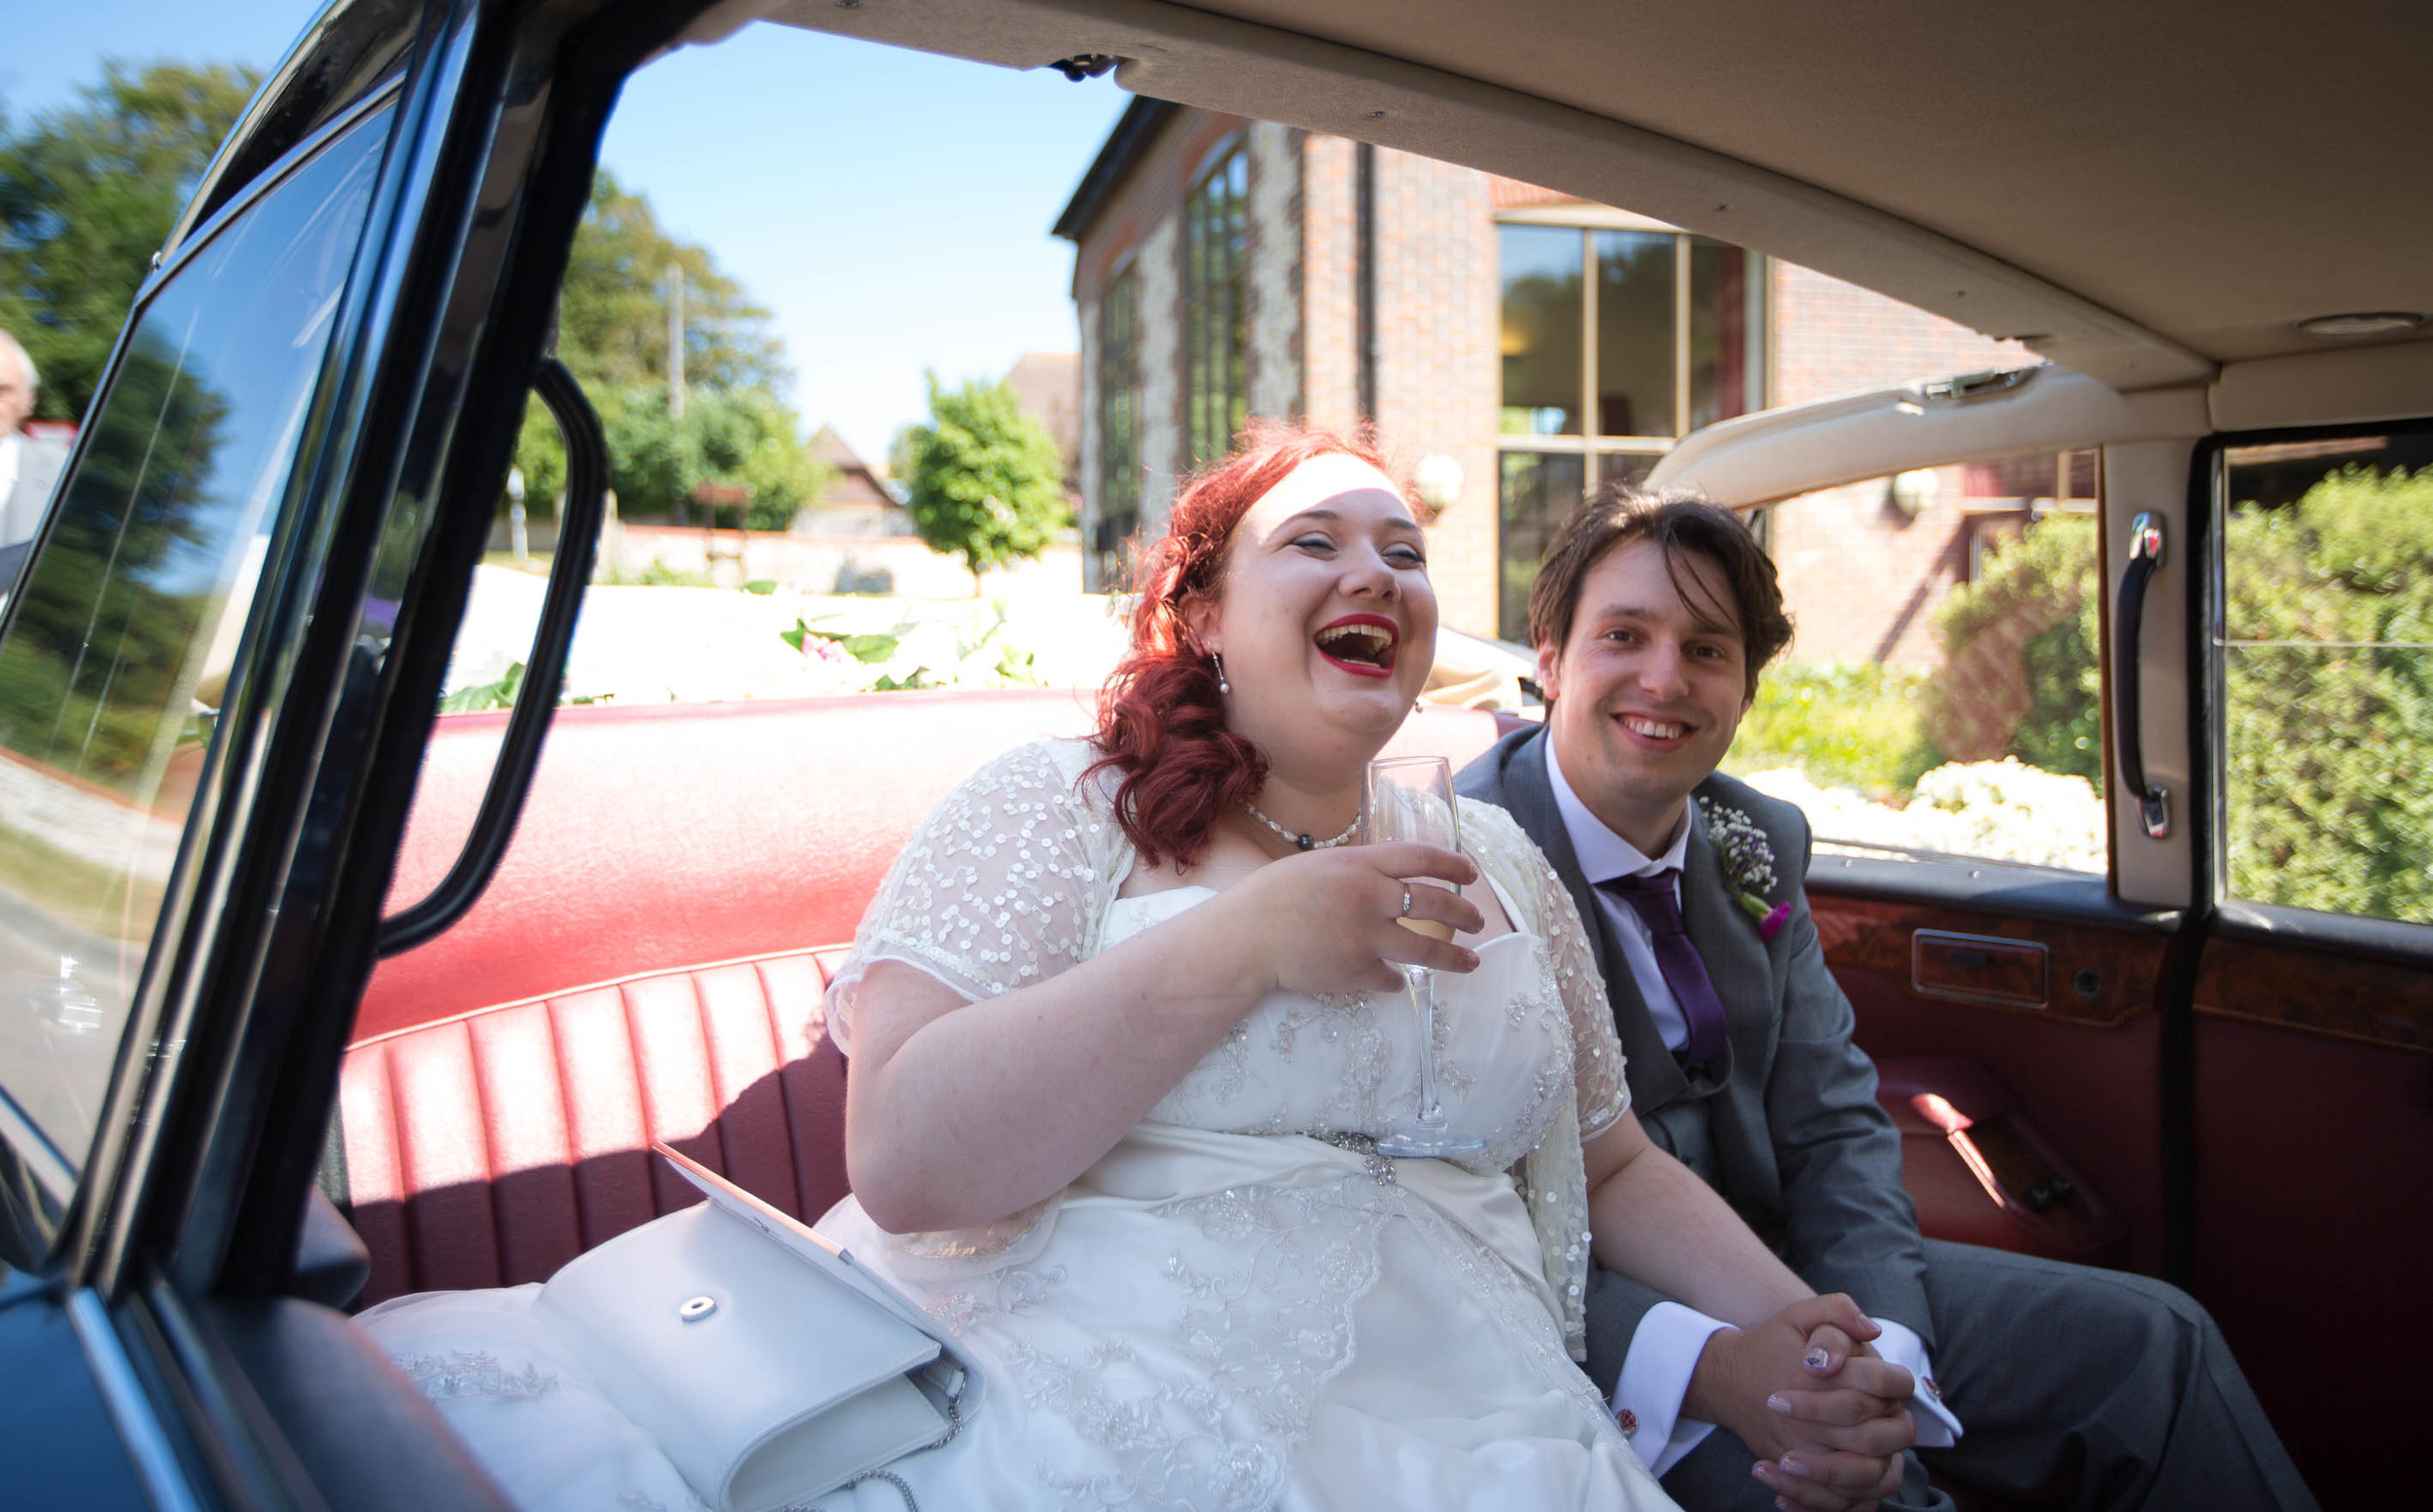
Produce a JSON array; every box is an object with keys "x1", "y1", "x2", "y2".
[
  {"x1": 828, "y1": 738, "x2": 1630, "y2": 1355},
  {"x1": 1114, "y1": 888, "x2": 1565, "y2": 1175}
]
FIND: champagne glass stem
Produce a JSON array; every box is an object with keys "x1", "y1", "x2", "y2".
[{"x1": 1408, "y1": 965, "x2": 1448, "y2": 1130}]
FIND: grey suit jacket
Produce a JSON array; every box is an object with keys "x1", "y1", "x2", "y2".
[{"x1": 1458, "y1": 725, "x2": 1933, "y2": 1388}]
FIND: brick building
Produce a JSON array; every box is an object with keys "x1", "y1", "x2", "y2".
[{"x1": 1056, "y1": 100, "x2": 2072, "y2": 665}]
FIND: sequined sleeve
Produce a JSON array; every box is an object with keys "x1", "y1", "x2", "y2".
[
  {"x1": 825, "y1": 738, "x2": 1128, "y2": 1057},
  {"x1": 1527, "y1": 841, "x2": 1633, "y2": 1140},
  {"x1": 1459, "y1": 797, "x2": 1631, "y2": 1361},
  {"x1": 1460, "y1": 800, "x2": 1631, "y2": 1137}
]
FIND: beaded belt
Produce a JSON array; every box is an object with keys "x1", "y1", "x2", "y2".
[{"x1": 1315, "y1": 1132, "x2": 1398, "y2": 1185}]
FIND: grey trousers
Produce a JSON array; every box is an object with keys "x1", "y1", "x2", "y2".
[{"x1": 1653, "y1": 1242, "x2": 2317, "y2": 1512}]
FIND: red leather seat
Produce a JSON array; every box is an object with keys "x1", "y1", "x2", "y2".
[
  {"x1": 344, "y1": 950, "x2": 850, "y2": 1305},
  {"x1": 345, "y1": 692, "x2": 1508, "y2": 1305}
]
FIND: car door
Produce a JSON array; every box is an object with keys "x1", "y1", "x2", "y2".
[
  {"x1": 2177, "y1": 417, "x2": 2433, "y2": 1511},
  {"x1": 1650, "y1": 362, "x2": 2427, "y2": 1503},
  {"x1": 0, "y1": 67, "x2": 430, "y2": 1508},
  {"x1": 0, "y1": 0, "x2": 651, "y2": 1503}
]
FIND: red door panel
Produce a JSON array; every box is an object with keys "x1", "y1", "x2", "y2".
[
  {"x1": 1810, "y1": 882, "x2": 2172, "y2": 1277},
  {"x1": 2188, "y1": 936, "x2": 2432, "y2": 1512}
]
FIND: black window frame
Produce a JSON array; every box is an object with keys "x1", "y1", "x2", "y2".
[
  {"x1": 0, "y1": 81, "x2": 408, "y2": 1274},
  {"x1": 2202, "y1": 414, "x2": 2433, "y2": 940},
  {"x1": 1093, "y1": 263, "x2": 1143, "y2": 591},
  {"x1": 1494, "y1": 217, "x2": 1768, "y2": 641},
  {"x1": 1183, "y1": 141, "x2": 1249, "y2": 468}
]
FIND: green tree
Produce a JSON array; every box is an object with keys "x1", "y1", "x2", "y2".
[
  {"x1": 0, "y1": 61, "x2": 260, "y2": 421},
  {"x1": 554, "y1": 171, "x2": 782, "y2": 392},
  {"x1": 591, "y1": 385, "x2": 829, "y2": 530},
  {"x1": 506, "y1": 173, "x2": 825, "y2": 529},
  {"x1": 899, "y1": 374, "x2": 1071, "y2": 584}
]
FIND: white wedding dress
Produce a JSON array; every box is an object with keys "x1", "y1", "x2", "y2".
[{"x1": 362, "y1": 739, "x2": 1678, "y2": 1512}]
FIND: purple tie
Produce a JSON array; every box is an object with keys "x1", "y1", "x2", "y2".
[{"x1": 1599, "y1": 870, "x2": 1729, "y2": 1068}]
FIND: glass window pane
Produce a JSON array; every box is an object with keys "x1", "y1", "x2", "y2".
[
  {"x1": 1496, "y1": 450, "x2": 1587, "y2": 643},
  {"x1": 0, "y1": 108, "x2": 386, "y2": 1170},
  {"x1": 1725, "y1": 459, "x2": 2104, "y2": 875},
  {"x1": 1184, "y1": 149, "x2": 1248, "y2": 466},
  {"x1": 1595, "y1": 229, "x2": 1675, "y2": 438},
  {"x1": 1593, "y1": 452, "x2": 1659, "y2": 493},
  {"x1": 2222, "y1": 433, "x2": 2433, "y2": 924},
  {"x1": 1498, "y1": 225, "x2": 1581, "y2": 437},
  {"x1": 1688, "y1": 238, "x2": 1760, "y2": 432}
]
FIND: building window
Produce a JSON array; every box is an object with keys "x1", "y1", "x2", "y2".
[
  {"x1": 1184, "y1": 146, "x2": 1249, "y2": 465},
  {"x1": 1094, "y1": 269, "x2": 1142, "y2": 590},
  {"x1": 1497, "y1": 219, "x2": 1766, "y2": 639}
]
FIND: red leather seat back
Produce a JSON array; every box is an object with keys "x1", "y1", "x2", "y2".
[
  {"x1": 343, "y1": 949, "x2": 852, "y2": 1306},
  {"x1": 362, "y1": 690, "x2": 1100, "y2": 1040}
]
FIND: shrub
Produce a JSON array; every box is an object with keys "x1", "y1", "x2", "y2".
[
  {"x1": 1725, "y1": 661, "x2": 1940, "y2": 799},
  {"x1": 2223, "y1": 464, "x2": 2433, "y2": 922}
]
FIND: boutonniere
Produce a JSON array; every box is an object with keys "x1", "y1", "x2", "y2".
[{"x1": 1696, "y1": 797, "x2": 1791, "y2": 942}]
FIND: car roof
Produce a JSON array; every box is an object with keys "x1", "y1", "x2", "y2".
[{"x1": 774, "y1": 0, "x2": 2432, "y2": 398}]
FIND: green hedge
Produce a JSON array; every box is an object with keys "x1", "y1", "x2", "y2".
[
  {"x1": 1725, "y1": 661, "x2": 1940, "y2": 798},
  {"x1": 2223, "y1": 465, "x2": 2433, "y2": 922}
]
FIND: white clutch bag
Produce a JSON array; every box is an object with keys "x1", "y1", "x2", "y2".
[{"x1": 529, "y1": 1144, "x2": 980, "y2": 1512}]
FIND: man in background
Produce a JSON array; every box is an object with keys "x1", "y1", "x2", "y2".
[{"x1": 0, "y1": 328, "x2": 70, "y2": 590}]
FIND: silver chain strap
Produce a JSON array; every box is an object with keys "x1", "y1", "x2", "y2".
[{"x1": 799, "y1": 1366, "x2": 967, "y2": 1512}]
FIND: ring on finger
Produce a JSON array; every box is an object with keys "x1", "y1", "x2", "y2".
[{"x1": 1398, "y1": 885, "x2": 1413, "y2": 918}]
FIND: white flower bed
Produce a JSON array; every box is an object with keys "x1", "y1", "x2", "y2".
[{"x1": 1741, "y1": 758, "x2": 2108, "y2": 874}]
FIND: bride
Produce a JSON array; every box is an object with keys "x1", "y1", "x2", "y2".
[
  {"x1": 363, "y1": 425, "x2": 1879, "y2": 1512},
  {"x1": 806, "y1": 426, "x2": 1870, "y2": 1511}
]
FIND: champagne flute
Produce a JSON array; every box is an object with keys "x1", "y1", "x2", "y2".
[{"x1": 1362, "y1": 755, "x2": 1486, "y2": 1159}]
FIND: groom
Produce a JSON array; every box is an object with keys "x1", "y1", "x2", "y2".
[{"x1": 1457, "y1": 487, "x2": 2314, "y2": 1512}]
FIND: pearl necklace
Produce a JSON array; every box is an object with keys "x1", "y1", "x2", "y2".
[{"x1": 1243, "y1": 799, "x2": 1361, "y2": 851}]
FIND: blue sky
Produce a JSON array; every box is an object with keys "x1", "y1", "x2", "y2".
[{"x1": 5, "y1": 2, "x2": 1132, "y2": 461}]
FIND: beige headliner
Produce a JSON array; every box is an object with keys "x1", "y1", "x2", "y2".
[{"x1": 763, "y1": 0, "x2": 2433, "y2": 399}]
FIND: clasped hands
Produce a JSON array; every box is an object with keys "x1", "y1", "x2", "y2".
[{"x1": 1687, "y1": 1294, "x2": 1917, "y2": 1512}]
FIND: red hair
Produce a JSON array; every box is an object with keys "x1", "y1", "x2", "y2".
[{"x1": 1088, "y1": 421, "x2": 1400, "y2": 867}]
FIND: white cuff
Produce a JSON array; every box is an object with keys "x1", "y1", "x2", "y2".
[
  {"x1": 1613, "y1": 1301, "x2": 1731, "y2": 1477},
  {"x1": 1868, "y1": 1317, "x2": 1963, "y2": 1446}
]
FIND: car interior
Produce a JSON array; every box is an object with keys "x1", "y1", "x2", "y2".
[{"x1": 0, "y1": 2, "x2": 2424, "y2": 1509}]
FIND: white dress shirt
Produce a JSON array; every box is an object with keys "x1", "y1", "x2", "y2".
[{"x1": 1543, "y1": 740, "x2": 1963, "y2": 1473}]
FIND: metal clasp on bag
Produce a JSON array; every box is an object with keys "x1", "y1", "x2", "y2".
[{"x1": 678, "y1": 1295, "x2": 717, "y2": 1322}]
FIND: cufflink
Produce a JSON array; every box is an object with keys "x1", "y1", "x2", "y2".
[
  {"x1": 1615, "y1": 1408, "x2": 1639, "y2": 1434},
  {"x1": 1922, "y1": 1376, "x2": 1942, "y2": 1400}
]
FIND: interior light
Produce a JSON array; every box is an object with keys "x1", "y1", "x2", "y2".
[{"x1": 2291, "y1": 311, "x2": 2424, "y2": 339}]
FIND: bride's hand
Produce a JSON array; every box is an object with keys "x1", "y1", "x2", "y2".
[{"x1": 1209, "y1": 842, "x2": 1483, "y2": 996}]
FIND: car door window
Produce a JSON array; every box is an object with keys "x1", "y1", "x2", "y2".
[
  {"x1": 1725, "y1": 450, "x2": 2105, "y2": 873},
  {"x1": 0, "y1": 108, "x2": 387, "y2": 1178},
  {"x1": 2220, "y1": 430, "x2": 2433, "y2": 924}
]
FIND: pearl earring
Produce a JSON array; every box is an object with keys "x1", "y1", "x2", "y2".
[{"x1": 1213, "y1": 653, "x2": 1230, "y2": 694}]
